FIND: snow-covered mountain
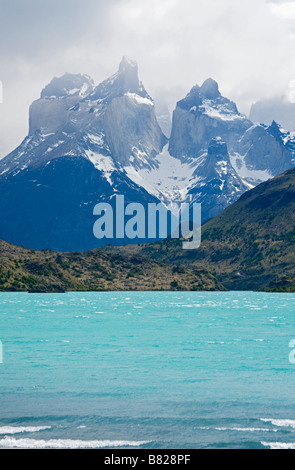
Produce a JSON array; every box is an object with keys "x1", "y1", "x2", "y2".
[
  {"x1": 0, "y1": 57, "x2": 166, "y2": 177},
  {"x1": 0, "y1": 58, "x2": 293, "y2": 251},
  {"x1": 168, "y1": 79, "x2": 294, "y2": 186},
  {"x1": 0, "y1": 57, "x2": 167, "y2": 250}
]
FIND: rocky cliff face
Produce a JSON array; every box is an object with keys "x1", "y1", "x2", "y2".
[
  {"x1": 234, "y1": 123, "x2": 293, "y2": 179},
  {"x1": 189, "y1": 138, "x2": 249, "y2": 221},
  {"x1": 83, "y1": 56, "x2": 167, "y2": 168},
  {"x1": 29, "y1": 73, "x2": 94, "y2": 135},
  {"x1": 169, "y1": 79, "x2": 252, "y2": 161}
]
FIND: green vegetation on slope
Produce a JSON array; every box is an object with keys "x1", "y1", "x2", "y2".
[{"x1": 0, "y1": 240, "x2": 224, "y2": 293}]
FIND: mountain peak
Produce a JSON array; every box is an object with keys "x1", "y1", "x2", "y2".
[
  {"x1": 87, "y1": 56, "x2": 148, "y2": 103},
  {"x1": 269, "y1": 120, "x2": 281, "y2": 131},
  {"x1": 266, "y1": 120, "x2": 286, "y2": 146},
  {"x1": 176, "y1": 78, "x2": 223, "y2": 112},
  {"x1": 200, "y1": 78, "x2": 220, "y2": 100},
  {"x1": 119, "y1": 56, "x2": 138, "y2": 73},
  {"x1": 117, "y1": 56, "x2": 141, "y2": 92},
  {"x1": 40, "y1": 73, "x2": 94, "y2": 99}
]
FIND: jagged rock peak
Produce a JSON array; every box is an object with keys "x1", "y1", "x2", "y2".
[
  {"x1": 117, "y1": 56, "x2": 142, "y2": 94},
  {"x1": 268, "y1": 120, "x2": 282, "y2": 134},
  {"x1": 200, "y1": 78, "x2": 221, "y2": 100},
  {"x1": 87, "y1": 56, "x2": 149, "y2": 103},
  {"x1": 40, "y1": 73, "x2": 94, "y2": 99},
  {"x1": 176, "y1": 78, "x2": 222, "y2": 111},
  {"x1": 119, "y1": 56, "x2": 138, "y2": 74},
  {"x1": 266, "y1": 120, "x2": 286, "y2": 146}
]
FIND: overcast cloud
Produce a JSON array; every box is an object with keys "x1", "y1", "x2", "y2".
[{"x1": 0, "y1": 0, "x2": 295, "y2": 156}]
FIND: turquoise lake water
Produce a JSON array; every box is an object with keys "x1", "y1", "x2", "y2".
[{"x1": 0, "y1": 291, "x2": 295, "y2": 449}]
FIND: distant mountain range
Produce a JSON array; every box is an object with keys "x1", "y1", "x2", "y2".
[{"x1": 0, "y1": 57, "x2": 294, "y2": 251}]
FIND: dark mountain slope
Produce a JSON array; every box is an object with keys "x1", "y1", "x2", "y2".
[{"x1": 0, "y1": 156, "x2": 161, "y2": 252}]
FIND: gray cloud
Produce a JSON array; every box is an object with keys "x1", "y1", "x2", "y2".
[
  {"x1": 0, "y1": 0, "x2": 113, "y2": 57},
  {"x1": 0, "y1": 0, "x2": 295, "y2": 157}
]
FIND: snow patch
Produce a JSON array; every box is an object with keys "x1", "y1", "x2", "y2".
[
  {"x1": 87, "y1": 133, "x2": 105, "y2": 147},
  {"x1": 125, "y1": 93, "x2": 154, "y2": 107},
  {"x1": 124, "y1": 144, "x2": 200, "y2": 204},
  {"x1": 85, "y1": 150, "x2": 115, "y2": 185},
  {"x1": 230, "y1": 152, "x2": 273, "y2": 186},
  {"x1": 200, "y1": 99, "x2": 243, "y2": 121},
  {"x1": 68, "y1": 88, "x2": 80, "y2": 95}
]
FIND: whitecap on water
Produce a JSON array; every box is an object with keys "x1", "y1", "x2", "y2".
[
  {"x1": 214, "y1": 427, "x2": 276, "y2": 433},
  {"x1": 262, "y1": 442, "x2": 295, "y2": 449},
  {"x1": 0, "y1": 426, "x2": 51, "y2": 435},
  {"x1": 261, "y1": 419, "x2": 295, "y2": 429},
  {"x1": 0, "y1": 437, "x2": 149, "y2": 449}
]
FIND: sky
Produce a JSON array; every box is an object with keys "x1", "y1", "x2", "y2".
[{"x1": 0, "y1": 0, "x2": 295, "y2": 157}]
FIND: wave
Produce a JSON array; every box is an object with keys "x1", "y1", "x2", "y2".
[
  {"x1": 215, "y1": 427, "x2": 276, "y2": 433},
  {"x1": 0, "y1": 426, "x2": 51, "y2": 435},
  {"x1": 262, "y1": 442, "x2": 295, "y2": 449},
  {"x1": 0, "y1": 437, "x2": 150, "y2": 449},
  {"x1": 200, "y1": 427, "x2": 275, "y2": 433},
  {"x1": 261, "y1": 419, "x2": 295, "y2": 429}
]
